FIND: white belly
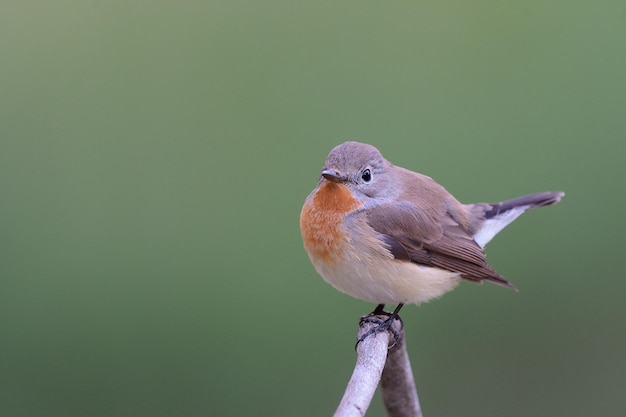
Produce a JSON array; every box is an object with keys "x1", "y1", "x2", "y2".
[{"x1": 311, "y1": 251, "x2": 462, "y2": 305}]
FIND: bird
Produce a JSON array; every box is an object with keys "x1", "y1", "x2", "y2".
[{"x1": 300, "y1": 141, "x2": 564, "y2": 339}]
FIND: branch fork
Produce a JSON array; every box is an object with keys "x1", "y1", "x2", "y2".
[{"x1": 334, "y1": 313, "x2": 423, "y2": 417}]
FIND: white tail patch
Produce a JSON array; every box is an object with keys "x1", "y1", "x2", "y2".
[{"x1": 473, "y1": 206, "x2": 529, "y2": 248}]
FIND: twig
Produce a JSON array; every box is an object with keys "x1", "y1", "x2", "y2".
[
  {"x1": 334, "y1": 315, "x2": 422, "y2": 417},
  {"x1": 333, "y1": 319, "x2": 391, "y2": 417},
  {"x1": 381, "y1": 331, "x2": 422, "y2": 417}
]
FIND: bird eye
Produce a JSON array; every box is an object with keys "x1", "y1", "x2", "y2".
[{"x1": 361, "y1": 169, "x2": 371, "y2": 182}]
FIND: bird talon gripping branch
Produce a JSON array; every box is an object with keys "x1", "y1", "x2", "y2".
[{"x1": 356, "y1": 313, "x2": 403, "y2": 350}]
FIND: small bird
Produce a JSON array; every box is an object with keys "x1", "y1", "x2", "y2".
[{"x1": 300, "y1": 141, "x2": 563, "y2": 333}]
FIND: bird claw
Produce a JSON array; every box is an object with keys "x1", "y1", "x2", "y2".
[{"x1": 355, "y1": 310, "x2": 404, "y2": 350}]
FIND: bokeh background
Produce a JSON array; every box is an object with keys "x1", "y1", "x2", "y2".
[{"x1": 2, "y1": 1, "x2": 625, "y2": 416}]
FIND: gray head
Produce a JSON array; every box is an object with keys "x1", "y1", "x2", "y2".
[{"x1": 321, "y1": 142, "x2": 394, "y2": 198}]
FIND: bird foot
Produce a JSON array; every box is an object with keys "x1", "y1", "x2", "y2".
[{"x1": 355, "y1": 306, "x2": 404, "y2": 350}]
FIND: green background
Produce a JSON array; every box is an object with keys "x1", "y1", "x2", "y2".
[{"x1": 2, "y1": 1, "x2": 624, "y2": 416}]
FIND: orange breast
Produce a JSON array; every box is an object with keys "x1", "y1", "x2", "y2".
[{"x1": 300, "y1": 181, "x2": 362, "y2": 264}]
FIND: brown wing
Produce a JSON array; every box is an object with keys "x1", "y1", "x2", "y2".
[{"x1": 366, "y1": 200, "x2": 515, "y2": 289}]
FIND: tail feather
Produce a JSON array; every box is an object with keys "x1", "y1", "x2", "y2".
[
  {"x1": 484, "y1": 191, "x2": 564, "y2": 219},
  {"x1": 473, "y1": 191, "x2": 564, "y2": 248}
]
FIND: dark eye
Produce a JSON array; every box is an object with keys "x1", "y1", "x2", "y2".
[{"x1": 361, "y1": 169, "x2": 371, "y2": 182}]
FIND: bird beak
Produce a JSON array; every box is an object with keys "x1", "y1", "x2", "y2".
[{"x1": 321, "y1": 169, "x2": 344, "y2": 183}]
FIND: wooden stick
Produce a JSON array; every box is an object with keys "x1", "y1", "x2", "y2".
[
  {"x1": 334, "y1": 315, "x2": 422, "y2": 417},
  {"x1": 381, "y1": 330, "x2": 422, "y2": 417}
]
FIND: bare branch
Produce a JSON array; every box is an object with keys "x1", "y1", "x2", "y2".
[
  {"x1": 381, "y1": 333, "x2": 422, "y2": 417},
  {"x1": 333, "y1": 320, "x2": 391, "y2": 417},
  {"x1": 333, "y1": 315, "x2": 422, "y2": 417}
]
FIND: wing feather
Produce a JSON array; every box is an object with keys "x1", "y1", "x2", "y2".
[{"x1": 366, "y1": 201, "x2": 514, "y2": 289}]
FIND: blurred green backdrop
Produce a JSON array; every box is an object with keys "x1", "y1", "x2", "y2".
[{"x1": 1, "y1": 1, "x2": 625, "y2": 416}]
